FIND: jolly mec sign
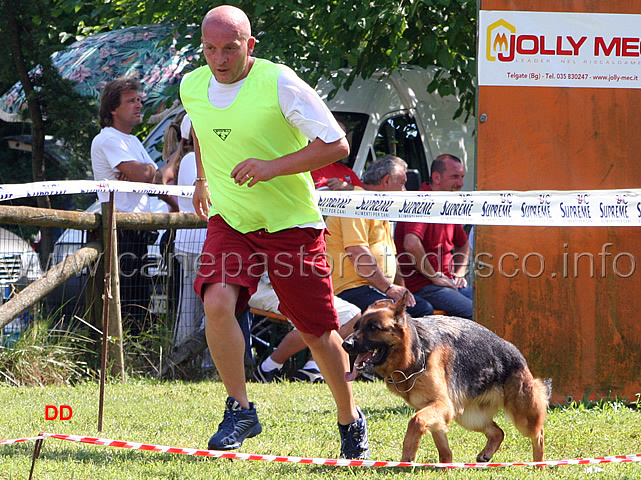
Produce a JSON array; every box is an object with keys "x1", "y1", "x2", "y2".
[{"x1": 479, "y1": 11, "x2": 641, "y2": 88}]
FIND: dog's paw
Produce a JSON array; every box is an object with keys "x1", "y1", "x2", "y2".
[{"x1": 476, "y1": 454, "x2": 492, "y2": 463}]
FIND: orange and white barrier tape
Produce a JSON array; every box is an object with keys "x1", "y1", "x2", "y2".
[{"x1": 36, "y1": 432, "x2": 641, "y2": 469}]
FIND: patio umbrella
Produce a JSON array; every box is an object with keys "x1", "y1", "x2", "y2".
[{"x1": 0, "y1": 24, "x2": 199, "y2": 123}]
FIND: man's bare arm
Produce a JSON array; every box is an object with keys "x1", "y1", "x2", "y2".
[
  {"x1": 345, "y1": 244, "x2": 417, "y2": 306},
  {"x1": 117, "y1": 152, "x2": 179, "y2": 185},
  {"x1": 116, "y1": 161, "x2": 156, "y2": 183},
  {"x1": 191, "y1": 131, "x2": 211, "y2": 221},
  {"x1": 231, "y1": 136, "x2": 349, "y2": 187},
  {"x1": 451, "y1": 240, "x2": 471, "y2": 288}
]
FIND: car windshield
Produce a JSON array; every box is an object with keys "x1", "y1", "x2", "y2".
[{"x1": 369, "y1": 114, "x2": 429, "y2": 185}]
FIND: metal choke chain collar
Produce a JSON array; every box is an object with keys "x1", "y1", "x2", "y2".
[{"x1": 385, "y1": 352, "x2": 426, "y2": 393}]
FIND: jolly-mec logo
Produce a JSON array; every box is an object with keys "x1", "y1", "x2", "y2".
[
  {"x1": 486, "y1": 16, "x2": 641, "y2": 63},
  {"x1": 486, "y1": 19, "x2": 516, "y2": 62}
]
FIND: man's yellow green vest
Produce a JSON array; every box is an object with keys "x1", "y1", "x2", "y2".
[{"x1": 180, "y1": 58, "x2": 322, "y2": 233}]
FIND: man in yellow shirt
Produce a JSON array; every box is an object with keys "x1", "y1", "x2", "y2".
[{"x1": 326, "y1": 155, "x2": 434, "y2": 317}]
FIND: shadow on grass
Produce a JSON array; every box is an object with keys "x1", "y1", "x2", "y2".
[
  {"x1": 361, "y1": 404, "x2": 415, "y2": 419},
  {"x1": 307, "y1": 465, "x2": 438, "y2": 475},
  {"x1": 287, "y1": 404, "x2": 414, "y2": 420}
]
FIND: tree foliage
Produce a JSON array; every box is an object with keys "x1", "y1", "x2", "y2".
[
  {"x1": 0, "y1": 0, "x2": 101, "y2": 257},
  {"x1": 0, "y1": 0, "x2": 99, "y2": 177},
  {"x1": 62, "y1": 0, "x2": 477, "y2": 120}
]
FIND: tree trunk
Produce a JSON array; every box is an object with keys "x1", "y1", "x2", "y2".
[{"x1": 6, "y1": 4, "x2": 53, "y2": 265}]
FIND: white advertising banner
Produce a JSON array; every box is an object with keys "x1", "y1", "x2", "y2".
[
  {"x1": 315, "y1": 189, "x2": 641, "y2": 227},
  {"x1": 479, "y1": 10, "x2": 641, "y2": 88}
]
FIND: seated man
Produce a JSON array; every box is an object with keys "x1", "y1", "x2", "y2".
[
  {"x1": 394, "y1": 153, "x2": 473, "y2": 319},
  {"x1": 250, "y1": 274, "x2": 361, "y2": 383},
  {"x1": 325, "y1": 155, "x2": 434, "y2": 316}
]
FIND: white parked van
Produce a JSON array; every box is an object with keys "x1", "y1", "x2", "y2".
[{"x1": 316, "y1": 65, "x2": 475, "y2": 190}]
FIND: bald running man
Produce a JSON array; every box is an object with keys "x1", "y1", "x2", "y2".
[{"x1": 180, "y1": 5, "x2": 369, "y2": 459}]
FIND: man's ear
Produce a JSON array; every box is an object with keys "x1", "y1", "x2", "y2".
[
  {"x1": 381, "y1": 173, "x2": 392, "y2": 188},
  {"x1": 431, "y1": 171, "x2": 440, "y2": 186},
  {"x1": 247, "y1": 36, "x2": 256, "y2": 55}
]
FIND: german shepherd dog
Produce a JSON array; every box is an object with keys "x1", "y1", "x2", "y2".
[{"x1": 342, "y1": 293, "x2": 549, "y2": 464}]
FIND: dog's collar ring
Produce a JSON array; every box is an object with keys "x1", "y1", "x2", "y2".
[{"x1": 385, "y1": 353, "x2": 426, "y2": 393}]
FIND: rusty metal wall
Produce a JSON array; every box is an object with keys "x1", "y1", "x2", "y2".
[{"x1": 476, "y1": 0, "x2": 641, "y2": 403}]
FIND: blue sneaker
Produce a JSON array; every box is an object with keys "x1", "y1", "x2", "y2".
[
  {"x1": 338, "y1": 406, "x2": 370, "y2": 459},
  {"x1": 207, "y1": 397, "x2": 262, "y2": 450}
]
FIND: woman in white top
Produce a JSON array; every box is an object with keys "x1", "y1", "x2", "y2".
[{"x1": 172, "y1": 115, "x2": 208, "y2": 348}]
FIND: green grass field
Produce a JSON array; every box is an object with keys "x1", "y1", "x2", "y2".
[{"x1": 1, "y1": 379, "x2": 640, "y2": 479}]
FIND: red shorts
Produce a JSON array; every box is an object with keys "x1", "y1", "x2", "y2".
[{"x1": 194, "y1": 215, "x2": 339, "y2": 337}]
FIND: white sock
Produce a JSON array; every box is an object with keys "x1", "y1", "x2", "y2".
[
  {"x1": 303, "y1": 360, "x2": 319, "y2": 371},
  {"x1": 261, "y1": 356, "x2": 283, "y2": 372}
]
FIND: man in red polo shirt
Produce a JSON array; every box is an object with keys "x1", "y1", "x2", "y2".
[{"x1": 394, "y1": 154, "x2": 473, "y2": 319}]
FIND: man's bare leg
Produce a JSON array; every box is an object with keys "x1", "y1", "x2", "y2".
[
  {"x1": 269, "y1": 329, "x2": 306, "y2": 364},
  {"x1": 298, "y1": 329, "x2": 357, "y2": 425},
  {"x1": 202, "y1": 283, "x2": 250, "y2": 408}
]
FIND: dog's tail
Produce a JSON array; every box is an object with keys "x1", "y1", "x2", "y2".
[
  {"x1": 530, "y1": 377, "x2": 550, "y2": 464},
  {"x1": 531, "y1": 377, "x2": 552, "y2": 408},
  {"x1": 504, "y1": 372, "x2": 548, "y2": 463}
]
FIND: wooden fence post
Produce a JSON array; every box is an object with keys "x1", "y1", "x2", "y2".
[{"x1": 100, "y1": 199, "x2": 126, "y2": 381}]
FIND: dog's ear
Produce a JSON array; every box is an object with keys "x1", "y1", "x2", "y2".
[{"x1": 393, "y1": 291, "x2": 410, "y2": 319}]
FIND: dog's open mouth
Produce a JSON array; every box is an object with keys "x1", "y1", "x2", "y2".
[{"x1": 344, "y1": 348, "x2": 386, "y2": 382}]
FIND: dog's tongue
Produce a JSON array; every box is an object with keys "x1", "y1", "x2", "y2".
[
  {"x1": 344, "y1": 353, "x2": 370, "y2": 382},
  {"x1": 345, "y1": 366, "x2": 360, "y2": 382}
]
